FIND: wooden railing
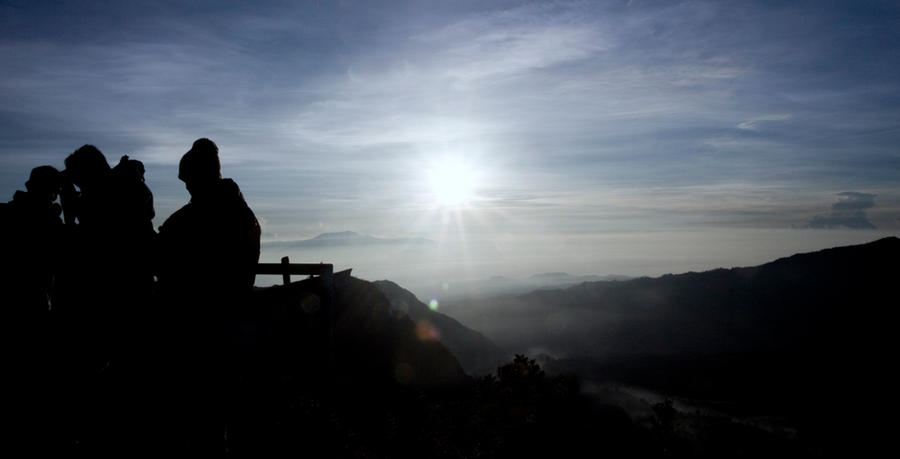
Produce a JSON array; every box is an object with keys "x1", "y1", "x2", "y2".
[
  {"x1": 256, "y1": 256, "x2": 336, "y2": 370},
  {"x1": 256, "y1": 256, "x2": 333, "y2": 286}
]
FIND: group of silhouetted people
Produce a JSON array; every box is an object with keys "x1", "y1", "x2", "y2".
[{"x1": 1, "y1": 138, "x2": 260, "y2": 455}]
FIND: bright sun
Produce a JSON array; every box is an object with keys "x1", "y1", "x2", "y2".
[{"x1": 426, "y1": 158, "x2": 479, "y2": 207}]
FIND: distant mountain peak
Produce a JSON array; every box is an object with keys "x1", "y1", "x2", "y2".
[
  {"x1": 312, "y1": 231, "x2": 363, "y2": 240},
  {"x1": 529, "y1": 272, "x2": 573, "y2": 280}
]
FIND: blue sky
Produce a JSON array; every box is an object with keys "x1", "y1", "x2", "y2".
[{"x1": 2, "y1": 0, "x2": 898, "y2": 284}]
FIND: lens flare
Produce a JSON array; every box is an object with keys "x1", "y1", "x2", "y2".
[{"x1": 415, "y1": 320, "x2": 440, "y2": 341}]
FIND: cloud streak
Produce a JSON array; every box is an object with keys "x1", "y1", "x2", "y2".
[
  {"x1": 1, "y1": 0, "x2": 899, "y2": 242},
  {"x1": 737, "y1": 114, "x2": 793, "y2": 131},
  {"x1": 808, "y1": 192, "x2": 877, "y2": 229}
]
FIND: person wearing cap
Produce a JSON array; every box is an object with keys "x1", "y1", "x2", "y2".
[
  {"x1": 1, "y1": 165, "x2": 63, "y2": 316},
  {"x1": 158, "y1": 138, "x2": 261, "y2": 295},
  {"x1": 156, "y1": 138, "x2": 260, "y2": 453},
  {"x1": 0, "y1": 165, "x2": 63, "y2": 453}
]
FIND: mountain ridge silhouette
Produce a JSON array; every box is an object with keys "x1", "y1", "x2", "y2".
[{"x1": 441, "y1": 236, "x2": 898, "y2": 358}]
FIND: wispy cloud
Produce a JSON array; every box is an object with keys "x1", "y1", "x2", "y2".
[
  {"x1": 807, "y1": 192, "x2": 877, "y2": 229},
  {"x1": 737, "y1": 114, "x2": 793, "y2": 130},
  {"x1": 1, "y1": 0, "x2": 899, "y2": 240}
]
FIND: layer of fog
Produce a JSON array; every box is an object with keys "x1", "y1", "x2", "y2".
[{"x1": 259, "y1": 228, "x2": 897, "y2": 298}]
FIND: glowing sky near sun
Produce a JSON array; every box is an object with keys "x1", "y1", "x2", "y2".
[{"x1": 1, "y1": 0, "x2": 898, "y2": 283}]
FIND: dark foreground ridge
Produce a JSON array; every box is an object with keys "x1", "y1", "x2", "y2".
[
  {"x1": 6, "y1": 238, "x2": 894, "y2": 457},
  {"x1": 1, "y1": 269, "x2": 652, "y2": 457}
]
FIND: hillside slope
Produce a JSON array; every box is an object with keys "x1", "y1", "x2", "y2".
[
  {"x1": 374, "y1": 280, "x2": 509, "y2": 375},
  {"x1": 247, "y1": 274, "x2": 470, "y2": 387},
  {"x1": 442, "y1": 236, "x2": 899, "y2": 358}
]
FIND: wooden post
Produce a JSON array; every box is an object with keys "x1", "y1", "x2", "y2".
[
  {"x1": 254, "y1": 260, "x2": 338, "y2": 374},
  {"x1": 320, "y1": 263, "x2": 335, "y2": 372},
  {"x1": 281, "y1": 256, "x2": 290, "y2": 285}
]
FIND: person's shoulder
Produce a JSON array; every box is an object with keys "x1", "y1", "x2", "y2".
[
  {"x1": 10, "y1": 190, "x2": 28, "y2": 204},
  {"x1": 3, "y1": 191, "x2": 30, "y2": 214},
  {"x1": 159, "y1": 203, "x2": 193, "y2": 232},
  {"x1": 219, "y1": 178, "x2": 242, "y2": 195},
  {"x1": 217, "y1": 178, "x2": 252, "y2": 208}
]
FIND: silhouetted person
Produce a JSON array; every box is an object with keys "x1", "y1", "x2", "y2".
[
  {"x1": 1, "y1": 165, "x2": 63, "y2": 316},
  {"x1": 0, "y1": 166, "x2": 62, "y2": 367},
  {"x1": 111, "y1": 154, "x2": 156, "y2": 239},
  {"x1": 157, "y1": 138, "x2": 260, "y2": 453},
  {"x1": 0, "y1": 166, "x2": 63, "y2": 454},
  {"x1": 159, "y1": 138, "x2": 260, "y2": 297},
  {"x1": 53, "y1": 145, "x2": 156, "y2": 454},
  {"x1": 57, "y1": 145, "x2": 156, "y2": 339}
]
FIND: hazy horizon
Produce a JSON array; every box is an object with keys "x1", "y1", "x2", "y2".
[
  {"x1": 3, "y1": 0, "x2": 898, "y2": 287},
  {"x1": 258, "y1": 228, "x2": 897, "y2": 295}
]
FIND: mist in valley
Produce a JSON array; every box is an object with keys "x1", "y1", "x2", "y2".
[{"x1": 259, "y1": 228, "x2": 896, "y2": 294}]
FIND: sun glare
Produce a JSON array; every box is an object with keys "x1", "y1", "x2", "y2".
[{"x1": 426, "y1": 159, "x2": 479, "y2": 207}]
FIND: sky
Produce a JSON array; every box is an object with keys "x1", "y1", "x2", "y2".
[{"x1": 2, "y1": 0, "x2": 898, "y2": 288}]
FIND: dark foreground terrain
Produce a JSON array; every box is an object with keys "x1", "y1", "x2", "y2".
[
  {"x1": 7, "y1": 238, "x2": 897, "y2": 457},
  {"x1": 2, "y1": 273, "x2": 685, "y2": 458}
]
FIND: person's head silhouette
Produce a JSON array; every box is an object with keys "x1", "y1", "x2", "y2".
[
  {"x1": 115, "y1": 155, "x2": 146, "y2": 182},
  {"x1": 178, "y1": 138, "x2": 222, "y2": 198},
  {"x1": 25, "y1": 166, "x2": 61, "y2": 203},
  {"x1": 64, "y1": 145, "x2": 110, "y2": 189}
]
